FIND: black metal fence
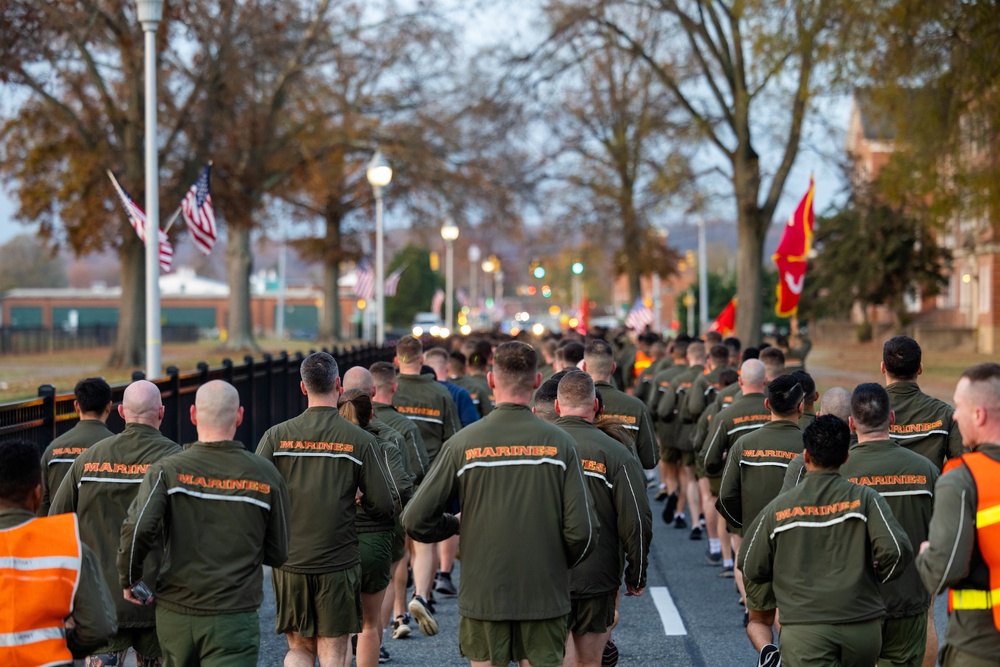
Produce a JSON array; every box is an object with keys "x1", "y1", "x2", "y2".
[
  {"x1": 0, "y1": 325, "x2": 200, "y2": 356},
  {"x1": 0, "y1": 344, "x2": 395, "y2": 454}
]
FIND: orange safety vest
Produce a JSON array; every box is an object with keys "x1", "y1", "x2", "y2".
[
  {"x1": 633, "y1": 350, "x2": 653, "y2": 379},
  {"x1": 946, "y1": 452, "x2": 1000, "y2": 630},
  {"x1": 0, "y1": 513, "x2": 82, "y2": 666}
]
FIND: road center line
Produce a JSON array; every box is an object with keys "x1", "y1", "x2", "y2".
[{"x1": 650, "y1": 586, "x2": 688, "y2": 636}]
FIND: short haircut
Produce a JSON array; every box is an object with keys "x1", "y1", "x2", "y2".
[
  {"x1": 775, "y1": 334, "x2": 789, "y2": 348},
  {"x1": 75, "y1": 377, "x2": 112, "y2": 414},
  {"x1": 687, "y1": 341, "x2": 706, "y2": 364},
  {"x1": 672, "y1": 340, "x2": 690, "y2": 358},
  {"x1": 718, "y1": 369, "x2": 739, "y2": 388},
  {"x1": 563, "y1": 341, "x2": 585, "y2": 368},
  {"x1": 766, "y1": 375, "x2": 805, "y2": 416},
  {"x1": 557, "y1": 370, "x2": 596, "y2": 410},
  {"x1": 704, "y1": 331, "x2": 723, "y2": 345},
  {"x1": 424, "y1": 347, "x2": 449, "y2": 365},
  {"x1": 675, "y1": 333, "x2": 693, "y2": 344},
  {"x1": 820, "y1": 387, "x2": 852, "y2": 422},
  {"x1": 342, "y1": 366, "x2": 375, "y2": 395},
  {"x1": 449, "y1": 351, "x2": 467, "y2": 371},
  {"x1": 369, "y1": 362, "x2": 397, "y2": 392},
  {"x1": 533, "y1": 370, "x2": 569, "y2": 422},
  {"x1": 851, "y1": 383, "x2": 892, "y2": 433},
  {"x1": 883, "y1": 336, "x2": 921, "y2": 380},
  {"x1": 741, "y1": 347, "x2": 760, "y2": 362},
  {"x1": 803, "y1": 414, "x2": 851, "y2": 468},
  {"x1": 338, "y1": 388, "x2": 373, "y2": 430},
  {"x1": 395, "y1": 335, "x2": 423, "y2": 365},
  {"x1": 584, "y1": 339, "x2": 615, "y2": 377},
  {"x1": 470, "y1": 340, "x2": 492, "y2": 370},
  {"x1": 301, "y1": 352, "x2": 339, "y2": 395},
  {"x1": 960, "y1": 363, "x2": 1000, "y2": 411},
  {"x1": 0, "y1": 439, "x2": 42, "y2": 503},
  {"x1": 709, "y1": 344, "x2": 730, "y2": 366},
  {"x1": 740, "y1": 359, "x2": 766, "y2": 387},
  {"x1": 493, "y1": 341, "x2": 538, "y2": 393},
  {"x1": 759, "y1": 347, "x2": 786, "y2": 377},
  {"x1": 542, "y1": 339, "x2": 558, "y2": 358},
  {"x1": 792, "y1": 370, "x2": 816, "y2": 401},
  {"x1": 724, "y1": 337, "x2": 741, "y2": 355}
]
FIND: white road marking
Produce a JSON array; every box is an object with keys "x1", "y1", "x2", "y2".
[{"x1": 650, "y1": 586, "x2": 688, "y2": 636}]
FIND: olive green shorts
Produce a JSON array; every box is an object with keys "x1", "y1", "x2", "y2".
[
  {"x1": 880, "y1": 612, "x2": 927, "y2": 667},
  {"x1": 359, "y1": 530, "x2": 394, "y2": 595},
  {"x1": 568, "y1": 592, "x2": 617, "y2": 635},
  {"x1": 156, "y1": 606, "x2": 258, "y2": 666},
  {"x1": 779, "y1": 618, "x2": 882, "y2": 667},
  {"x1": 663, "y1": 447, "x2": 694, "y2": 467},
  {"x1": 940, "y1": 643, "x2": 1000, "y2": 667},
  {"x1": 743, "y1": 578, "x2": 776, "y2": 612},
  {"x1": 391, "y1": 517, "x2": 407, "y2": 563},
  {"x1": 96, "y1": 626, "x2": 161, "y2": 657},
  {"x1": 707, "y1": 474, "x2": 722, "y2": 498},
  {"x1": 459, "y1": 615, "x2": 569, "y2": 667},
  {"x1": 272, "y1": 565, "x2": 362, "y2": 638},
  {"x1": 694, "y1": 450, "x2": 708, "y2": 478}
]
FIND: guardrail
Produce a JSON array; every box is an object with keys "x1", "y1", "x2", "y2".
[{"x1": 0, "y1": 344, "x2": 395, "y2": 453}]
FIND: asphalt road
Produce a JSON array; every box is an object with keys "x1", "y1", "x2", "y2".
[{"x1": 253, "y1": 484, "x2": 949, "y2": 666}]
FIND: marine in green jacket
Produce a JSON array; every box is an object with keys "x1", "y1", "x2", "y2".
[
  {"x1": 840, "y1": 383, "x2": 940, "y2": 667},
  {"x1": 449, "y1": 351, "x2": 495, "y2": 419},
  {"x1": 38, "y1": 377, "x2": 114, "y2": 516},
  {"x1": 793, "y1": 370, "x2": 819, "y2": 431},
  {"x1": 647, "y1": 341, "x2": 689, "y2": 508},
  {"x1": 781, "y1": 386, "x2": 853, "y2": 494},
  {"x1": 392, "y1": 335, "x2": 461, "y2": 464},
  {"x1": 403, "y1": 342, "x2": 599, "y2": 667},
  {"x1": 584, "y1": 339, "x2": 659, "y2": 470},
  {"x1": 882, "y1": 336, "x2": 964, "y2": 470},
  {"x1": 371, "y1": 361, "x2": 430, "y2": 484},
  {"x1": 741, "y1": 415, "x2": 913, "y2": 667},
  {"x1": 119, "y1": 381, "x2": 290, "y2": 667},
  {"x1": 633, "y1": 339, "x2": 667, "y2": 405},
  {"x1": 257, "y1": 354, "x2": 396, "y2": 662},
  {"x1": 917, "y1": 365, "x2": 1000, "y2": 667},
  {"x1": 554, "y1": 370, "x2": 652, "y2": 667},
  {"x1": 51, "y1": 380, "x2": 180, "y2": 665}
]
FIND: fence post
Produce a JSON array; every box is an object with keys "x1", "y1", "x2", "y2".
[
  {"x1": 38, "y1": 384, "x2": 56, "y2": 449},
  {"x1": 244, "y1": 355, "x2": 256, "y2": 443},
  {"x1": 292, "y1": 351, "x2": 305, "y2": 414},
  {"x1": 222, "y1": 358, "x2": 234, "y2": 384},
  {"x1": 166, "y1": 365, "x2": 180, "y2": 443},
  {"x1": 262, "y1": 353, "x2": 274, "y2": 435}
]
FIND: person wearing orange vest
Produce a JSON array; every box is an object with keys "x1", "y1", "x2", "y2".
[
  {"x1": 0, "y1": 438, "x2": 116, "y2": 666},
  {"x1": 917, "y1": 363, "x2": 1000, "y2": 666}
]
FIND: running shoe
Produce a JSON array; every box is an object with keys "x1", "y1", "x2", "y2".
[
  {"x1": 664, "y1": 492, "x2": 678, "y2": 521},
  {"x1": 391, "y1": 614, "x2": 411, "y2": 639},
  {"x1": 379, "y1": 646, "x2": 391, "y2": 663},
  {"x1": 673, "y1": 515, "x2": 688, "y2": 529},
  {"x1": 705, "y1": 551, "x2": 723, "y2": 565},
  {"x1": 434, "y1": 571, "x2": 457, "y2": 596},
  {"x1": 602, "y1": 638, "x2": 619, "y2": 667},
  {"x1": 758, "y1": 643, "x2": 781, "y2": 667},
  {"x1": 689, "y1": 526, "x2": 703, "y2": 540},
  {"x1": 408, "y1": 595, "x2": 439, "y2": 636},
  {"x1": 719, "y1": 566, "x2": 735, "y2": 578},
  {"x1": 654, "y1": 487, "x2": 670, "y2": 501}
]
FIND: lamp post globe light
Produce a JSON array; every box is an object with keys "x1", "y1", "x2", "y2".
[
  {"x1": 441, "y1": 221, "x2": 459, "y2": 333},
  {"x1": 137, "y1": 0, "x2": 164, "y2": 379},
  {"x1": 468, "y1": 244, "x2": 480, "y2": 320},
  {"x1": 366, "y1": 151, "x2": 393, "y2": 346}
]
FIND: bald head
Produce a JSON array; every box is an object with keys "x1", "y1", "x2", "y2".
[
  {"x1": 120, "y1": 380, "x2": 163, "y2": 425},
  {"x1": 342, "y1": 366, "x2": 376, "y2": 398},
  {"x1": 820, "y1": 387, "x2": 852, "y2": 423},
  {"x1": 739, "y1": 359, "x2": 766, "y2": 393},
  {"x1": 192, "y1": 380, "x2": 242, "y2": 441}
]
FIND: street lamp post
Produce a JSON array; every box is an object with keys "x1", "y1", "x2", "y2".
[
  {"x1": 441, "y1": 221, "x2": 459, "y2": 333},
  {"x1": 468, "y1": 244, "x2": 480, "y2": 318},
  {"x1": 571, "y1": 261, "x2": 584, "y2": 314},
  {"x1": 366, "y1": 151, "x2": 393, "y2": 346},
  {"x1": 137, "y1": 0, "x2": 164, "y2": 379}
]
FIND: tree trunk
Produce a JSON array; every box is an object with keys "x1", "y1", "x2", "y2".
[
  {"x1": 735, "y1": 207, "x2": 768, "y2": 346},
  {"x1": 108, "y1": 230, "x2": 146, "y2": 368},
  {"x1": 319, "y1": 212, "x2": 343, "y2": 341},
  {"x1": 620, "y1": 185, "x2": 642, "y2": 302},
  {"x1": 224, "y1": 224, "x2": 259, "y2": 350}
]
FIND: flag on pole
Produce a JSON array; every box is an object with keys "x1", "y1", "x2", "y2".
[
  {"x1": 708, "y1": 298, "x2": 737, "y2": 336},
  {"x1": 456, "y1": 288, "x2": 470, "y2": 308},
  {"x1": 384, "y1": 265, "x2": 406, "y2": 297},
  {"x1": 354, "y1": 258, "x2": 374, "y2": 301},
  {"x1": 625, "y1": 297, "x2": 653, "y2": 331},
  {"x1": 431, "y1": 288, "x2": 445, "y2": 317},
  {"x1": 180, "y1": 164, "x2": 217, "y2": 255},
  {"x1": 106, "y1": 170, "x2": 172, "y2": 272},
  {"x1": 773, "y1": 179, "x2": 815, "y2": 317}
]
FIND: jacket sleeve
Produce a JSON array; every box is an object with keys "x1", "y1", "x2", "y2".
[
  {"x1": 563, "y1": 445, "x2": 601, "y2": 568},
  {"x1": 867, "y1": 489, "x2": 913, "y2": 584},
  {"x1": 780, "y1": 456, "x2": 805, "y2": 493},
  {"x1": 703, "y1": 417, "x2": 728, "y2": 475},
  {"x1": 716, "y1": 443, "x2": 743, "y2": 529},
  {"x1": 635, "y1": 407, "x2": 658, "y2": 469},
  {"x1": 263, "y1": 475, "x2": 290, "y2": 568},
  {"x1": 402, "y1": 440, "x2": 461, "y2": 542},
  {"x1": 118, "y1": 465, "x2": 169, "y2": 588},
  {"x1": 916, "y1": 468, "x2": 976, "y2": 595},
  {"x1": 385, "y1": 441, "x2": 415, "y2": 507},
  {"x1": 685, "y1": 378, "x2": 709, "y2": 421},
  {"x1": 48, "y1": 459, "x2": 82, "y2": 517},
  {"x1": 946, "y1": 411, "x2": 964, "y2": 462},
  {"x1": 67, "y1": 543, "x2": 117, "y2": 658},
  {"x1": 645, "y1": 375, "x2": 665, "y2": 418},
  {"x1": 359, "y1": 438, "x2": 397, "y2": 522},
  {"x1": 254, "y1": 428, "x2": 276, "y2": 461},
  {"x1": 740, "y1": 506, "x2": 775, "y2": 584},
  {"x1": 38, "y1": 448, "x2": 55, "y2": 517},
  {"x1": 614, "y1": 456, "x2": 652, "y2": 589},
  {"x1": 442, "y1": 395, "x2": 461, "y2": 443},
  {"x1": 405, "y1": 425, "x2": 430, "y2": 484},
  {"x1": 457, "y1": 391, "x2": 480, "y2": 427},
  {"x1": 656, "y1": 383, "x2": 679, "y2": 422}
]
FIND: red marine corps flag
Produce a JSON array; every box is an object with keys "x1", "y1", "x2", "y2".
[
  {"x1": 709, "y1": 298, "x2": 736, "y2": 336},
  {"x1": 772, "y1": 179, "x2": 815, "y2": 317}
]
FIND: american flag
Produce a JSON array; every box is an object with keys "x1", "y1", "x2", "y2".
[
  {"x1": 354, "y1": 258, "x2": 375, "y2": 301},
  {"x1": 384, "y1": 265, "x2": 406, "y2": 297},
  {"x1": 625, "y1": 297, "x2": 653, "y2": 331},
  {"x1": 456, "y1": 288, "x2": 470, "y2": 307},
  {"x1": 106, "y1": 170, "x2": 173, "y2": 272},
  {"x1": 181, "y1": 164, "x2": 217, "y2": 255}
]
